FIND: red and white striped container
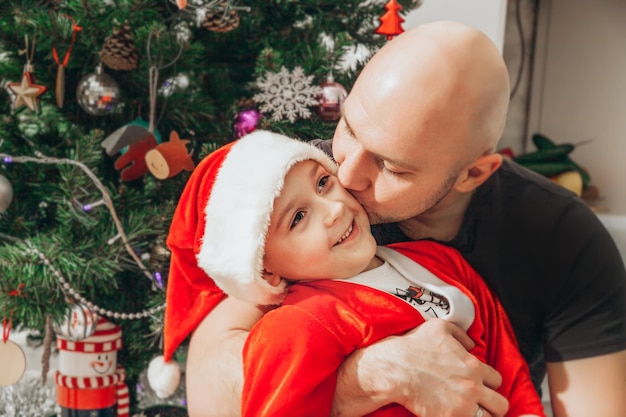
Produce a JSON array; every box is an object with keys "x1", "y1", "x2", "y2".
[{"x1": 56, "y1": 318, "x2": 129, "y2": 417}]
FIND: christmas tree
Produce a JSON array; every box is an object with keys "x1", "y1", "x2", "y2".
[{"x1": 0, "y1": 0, "x2": 419, "y2": 414}]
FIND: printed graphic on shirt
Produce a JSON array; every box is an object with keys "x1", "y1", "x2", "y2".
[{"x1": 395, "y1": 286, "x2": 450, "y2": 319}]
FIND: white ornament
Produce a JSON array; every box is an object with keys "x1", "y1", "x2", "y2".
[
  {"x1": 253, "y1": 66, "x2": 322, "y2": 123},
  {"x1": 147, "y1": 355, "x2": 181, "y2": 399},
  {"x1": 0, "y1": 174, "x2": 13, "y2": 214},
  {"x1": 53, "y1": 303, "x2": 99, "y2": 341}
]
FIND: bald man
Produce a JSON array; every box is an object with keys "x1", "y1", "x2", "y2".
[{"x1": 182, "y1": 21, "x2": 626, "y2": 417}]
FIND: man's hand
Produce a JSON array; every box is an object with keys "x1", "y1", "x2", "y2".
[{"x1": 332, "y1": 319, "x2": 509, "y2": 417}]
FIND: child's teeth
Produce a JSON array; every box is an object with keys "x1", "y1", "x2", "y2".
[{"x1": 336, "y1": 224, "x2": 353, "y2": 244}]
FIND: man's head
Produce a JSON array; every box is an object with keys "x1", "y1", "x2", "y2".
[{"x1": 333, "y1": 21, "x2": 510, "y2": 225}]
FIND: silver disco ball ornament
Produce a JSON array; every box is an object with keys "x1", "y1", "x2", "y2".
[
  {"x1": 0, "y1": 174, "x2": 13, "y2": 214},
  {"x1": 76, "y1": 64, "x2": 121, "y2": 116}
]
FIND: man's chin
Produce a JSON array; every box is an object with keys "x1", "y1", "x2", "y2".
[{"x1": 367, "y1": 212, "x2": 391, "y2": 226}]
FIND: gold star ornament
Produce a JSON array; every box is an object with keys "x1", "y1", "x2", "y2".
[{"x1": 7, "y1": 68, "x2": 47, "y2": 113}]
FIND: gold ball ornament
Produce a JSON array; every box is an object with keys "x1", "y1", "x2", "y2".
[
  {"x1": 0, "y1": 174, "x2": 13, "y2": 214},
  {"x1": 150, "y1": 242, "x2": 171, "y2": 270}
]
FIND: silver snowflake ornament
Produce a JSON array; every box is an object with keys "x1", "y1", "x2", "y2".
[{"x1": 254, "y1": 66, "x2": 322, "y2": 123}]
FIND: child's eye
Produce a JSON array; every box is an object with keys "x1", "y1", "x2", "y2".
[
  {"x1": 317, "y1": 175, "x2": 330, "y2": 192},
  {"x1": 290, "y1": 211, "x2": 305, "y2": 229}
]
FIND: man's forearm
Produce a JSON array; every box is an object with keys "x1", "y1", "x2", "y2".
[
  {"x1": 332, "y1": 336, "x2": 401, "y2": 417},
  {"x1": 186, "y1": 330, "x2": 247, "y2": 417},
  {"x1": 331, "y1": 320, "x2": 507, "y2": 417},
  {"x1": 184, "y1": 297, "x2": 265, "y2": 417}
]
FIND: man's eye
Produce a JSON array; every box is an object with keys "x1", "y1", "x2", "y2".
[
  {"x1": 341, "y1": 122, "x2": 356, "y2": 139},
  {"x1": 290, "y1": 211, "x2": 305, "y2": 229},
  {"x1": 379, "y1": 161, "x2": 400, "y2": 176},
  {"x1": 317, "y1": 175, "x2": 329, "y2": 192}
]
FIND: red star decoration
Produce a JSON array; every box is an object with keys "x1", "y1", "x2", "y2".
[{"x1": 7, "y1": 71, "x2": 47, "y2": 112}]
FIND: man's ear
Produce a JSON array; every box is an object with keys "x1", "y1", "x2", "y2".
[
  {"x1": 455, "y1": 153, "x2": 503, "y2": 193},
  {"x1": 262, "y1": 268, "x2": 283, "y2": 287}
]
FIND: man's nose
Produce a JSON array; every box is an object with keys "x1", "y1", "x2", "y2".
[{"x1": 337, "y1": 149, "x2": 369, "y2": 192}]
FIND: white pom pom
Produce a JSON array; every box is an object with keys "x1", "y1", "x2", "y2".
[{"x1": 147, "y1": 355, "x2": 181, "y2": 399}]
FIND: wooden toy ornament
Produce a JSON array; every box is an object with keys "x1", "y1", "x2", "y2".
[
  {"x1": 52, "y1": 14, "x2": 82, "y2": 108},
  {"x1": 0, "y1": 339, "x2": 26, "y2": 386},
  {"x1": 108, "y1": 32, "x2": 187, "y2": 182},
  {"x1": 7, "y1": 36, "x2": 46, "y2": 113},
  {"x1": 145, "y1": 131, "x2": 194, "y2": 180},
  {"x1": 1, "y1": 287, "x2": 26, "y2": 386}
]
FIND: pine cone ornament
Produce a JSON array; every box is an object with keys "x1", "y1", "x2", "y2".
[
  {"x1": 100, "y1": 20, "x2": 139, "y2": 71},
  {"x1": 202, "y1": 2, "x2": 240, "y2": 33}
]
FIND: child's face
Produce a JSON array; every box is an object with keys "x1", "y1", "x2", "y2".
[{"x1": 263, "y1": 160, "x2": 378, "y2": 282}]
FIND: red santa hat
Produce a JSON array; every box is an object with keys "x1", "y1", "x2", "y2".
[{"x1": 162, "y1": 130, "x2": 336, "y2": 362}]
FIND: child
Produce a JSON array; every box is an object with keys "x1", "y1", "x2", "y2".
[{"x1": 162, "y1": 130, "x2": 545, "y2": 417}]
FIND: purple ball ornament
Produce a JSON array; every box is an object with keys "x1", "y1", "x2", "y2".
[
  {"x1": 232, "y1": 107, "x2": 262, "y2": 140},
  {"x1": 315, "y1": 74, "x2": 348, "y2": 121}
]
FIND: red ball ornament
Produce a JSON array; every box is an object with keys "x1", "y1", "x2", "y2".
[
  {"x1": 315, "y1": 75, "x2": 347, "y2": 121},
  {"x1": 233, "y1": 107, "x2": 262, "y2": 139}
]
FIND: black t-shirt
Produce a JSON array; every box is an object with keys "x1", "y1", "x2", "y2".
[
  {"x1": 373, "y1": 160, "x2": 626, "y2": 389},
  {"x1": 311, "y1": 140, "x2": 626, "y2": 389}
]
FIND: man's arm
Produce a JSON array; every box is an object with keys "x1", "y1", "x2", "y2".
[
  {"x1": 547, "y1": 350, "x2": 626, "y2": 417},
  {"x1": 185, "y1": 303, "x2": 509, "y2": 417},
  {"x1": 185, "y1": 296, "x2": 265, "y2": 417},
  {"x1": 331, "y1": 319, "x2": 509, "y2": 417}
]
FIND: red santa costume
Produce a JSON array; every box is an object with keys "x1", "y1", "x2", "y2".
[{"x1": 161, "y1": 130, "x2": 545, "y2": 417}]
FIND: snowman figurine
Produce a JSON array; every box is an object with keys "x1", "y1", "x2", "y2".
[{"x1": 55, "y1": 317, "x2": 129, "y2": 417}]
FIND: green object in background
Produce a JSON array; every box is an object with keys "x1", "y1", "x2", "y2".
[{"x1": 514, "y1": 133, "x2": 591, "y2": 187}]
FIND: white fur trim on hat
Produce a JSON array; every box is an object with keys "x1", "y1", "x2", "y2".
[
  {"x1": 147, "y1": 355, "x2": 181, "y2": 399},
  {"x1": 197, "y1": 131, "x2": 337, "y2": 306}
]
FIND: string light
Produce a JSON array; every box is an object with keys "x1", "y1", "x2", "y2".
[
  {"x1": 107, "y1": 233, "x2": 122, "y2": 245},
  {"x1": 25, "y1": 242, "x2": 165, "y2": 320},
  {"x1": 0, "y1": 151, "x2": 158, "y2": 283},
  {"x1": 82, "y1": 199, "x2": 105, "y2": 212},
  {"x1": 154, "y1": 271, "x2": 164, "y2": 289}
]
